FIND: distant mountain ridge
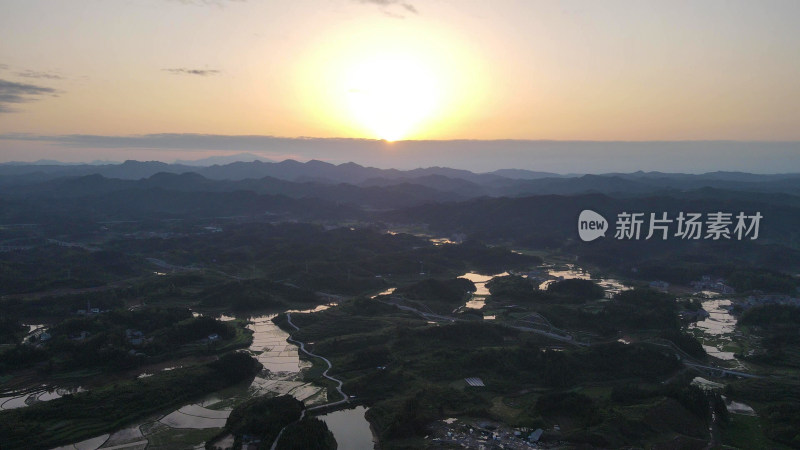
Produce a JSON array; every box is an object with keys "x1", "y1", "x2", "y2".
[
  {"x1": 174, "y1": 153, "x2": 276, "y2": 166},
  {"x1": 2, "y1": 159, "x2": 800, "y2": 200},
  {"x1": 0, "y1": 159, "x2": 559, "y2": 185}
]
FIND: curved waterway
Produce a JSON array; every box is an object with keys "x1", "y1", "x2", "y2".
[
  {"x1": 459, "y1": 272, "x2": 508, "y2": 297},
  {"x1": 538, "y1": 264, "x2": 629, "y2": 297},
  {"x1": 56, "y1": 311, "x2": 375, "y2": 449},
  {"x1": 456, "y1": 264, "x2": 629, "y2": 314}
]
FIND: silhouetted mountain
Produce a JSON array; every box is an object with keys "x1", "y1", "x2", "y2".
[
  {"x1": 1, "y1": 159, "x2": 83, "y2": 166},
  {"x1": 2, "y1": 159, "x2": 800, "y2": 196},
  {"x1": 499, "y1": 174, "x2": 656, "y2": 196},
  {"x1": 490, "y1": 168, "x2": 566, "y2": 179},
  {"x1": 2, "y1": 189, "x2": 361, "y2": 223},
  {"x1": 0, "y1": 160, "x2": 194, "y2": 181},
  {"x1": 175, "y1": 153, "x2": 275, "y2": 166},
  {"x1": 5, "y1": 172, "x2": 465, "y2": 210},
  {"x1": 360, "y1": 174, "x2": 488, "y2": 198}
]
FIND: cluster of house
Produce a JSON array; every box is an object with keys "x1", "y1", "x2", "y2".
[
  {"x1": 434, "y1": 419, "x2": 552, "y2": 448},
  {"x1": 30, "y1": 330, "x2": 92, "y2": 344},
  {"x1": 690, "y1": 276, "x2": 735, "y2": 294},
  {"x1": 35, "y1": 331, "x2": 51, "y2": 342},
  {"x1": 126, "y1": 329, "x2": 147, "y2": 346},
  {"x1": 524, "y1": 269, "x2": 550, "y2": 285}
]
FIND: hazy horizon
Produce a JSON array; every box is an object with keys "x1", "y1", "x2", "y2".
[{"x1": 1, "y1": 135, "x2": 798, "y2": 174}]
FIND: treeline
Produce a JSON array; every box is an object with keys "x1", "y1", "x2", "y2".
[
  {"x1": 740, "y1": 304, "x2": 800, "y2": 327},
  {"x1": 635, "y1": 262, "x2": 799, "y2": 294},
  {"x1": 0, "y1": 271, "x2": 224, "y2": 318},
  {"x1": 0, "y1": 315, "x2": 26, "y2": 345},
  {"x1": 0, "y1": 245, "x2": 144, "y2": 295},
  {"x1": 214, "y1": 394, "x2": 303, "y2": 449},
  {"x1": 367, "y1": 386, "x2": 488, "y2": 441},
  {"x1": 276, "y1": 418, "x2": 337, "y2": 450},
  {"x1": 335, "y1": 323, "x2": 683, "y2": 394},
  {"x1": 486, "y1": 283, "x2": 686, "y2": 337},
  {"x1": 197, "y1": 279, "x2": 318, "y2": 311},
  {"x1": 537, "y1": 288, "x2": 681, "y2": 336},
  {"x1": 611, "y1": 382, "x2": 727, "y2": 423},
  {"x1": 0, "y1": 307, "x2": 239, "y2": 373},
  {"x1": 105, "y1": 223, "x2": 538, "y2": 296},
  {"x1": 659, "y1": 329, "x2": 707, "y2": 359},
  {"x1": 208, "y1": 393, "x2": 337, "y2": 450},
  {"x1": 739, "y1": 304, "x2": 800, "y2": 368},
  {"x1": 0, "y1": 293, "x2": 125, "y2": 320},
  {"x1": 393, "y1": 278, "x2": 476, "y2": 314},
  {"x1": 1, "y1": 184, "x2": 362, "y2": 224},
  {"x1": 487, "y1": 275, "x2": 605, "y2": 304},
  {"x1": 726, "y1": 379, "x2": 800, "y2": 448}
]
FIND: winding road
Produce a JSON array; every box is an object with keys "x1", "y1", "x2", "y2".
[
  {"x1": 270, "y1": 313, "x2": 350, "y2": 450},
  {"x1": 378, "y1": 295, "x2": 586, "y2": 346},
  {"x1": 285, "y1": 313, "x2": 350, "y2": 409}
]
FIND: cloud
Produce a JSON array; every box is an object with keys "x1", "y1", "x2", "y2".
[
  {"x1": 163, "y1": 68, "x2": 221, "y2": 76},
  {"x1": 15, "y1": 70, "x2": 64, "y2": 80},
  {"x1": 401, "y1": 2, "x2": 418, "y2": 14},
  {"x1": 355, "y1": 0, "x2": 418, "y2": 17},
  {"x1": 0, "y1": 79, "x2": 59, "y2": 113},
  {"x1": 0, "y1": 64, "x2": 9, "y2": 71},
  {"x1": 0, "y1": 133, "x2": 374, "y2": 150}
]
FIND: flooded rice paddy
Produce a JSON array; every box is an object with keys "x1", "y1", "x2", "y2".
[
  {"x1": 0, "y1": 385, "x2": 84, "y2": 411},
  {"x1": 688, "y1": 297, "x2": 743, "y2": 364}
]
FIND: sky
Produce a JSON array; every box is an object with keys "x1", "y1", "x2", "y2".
[{"x1": 1, "y1": 0, "x2": 799, "y2": 172}]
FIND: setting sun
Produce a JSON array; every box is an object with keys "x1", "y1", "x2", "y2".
[
  {"x1": 344, "y1": 54, "x2": 440, "y2": 141},
  {"x1": 294, "y1": 23, "x2": 486, "y2": 141}
]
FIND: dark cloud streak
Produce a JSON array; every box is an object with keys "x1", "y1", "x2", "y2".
[
  {"x1": 0, "y1": 79, "x2": 59, "y2": 113},
  {"x1": 355, "y1": 0, "x2": 419, "y2": 18},
  {"x1": 163, "y1": 68, "x2": 221, "y2": 76},
  {"x1": 15, "y1": 70, "x2": 64, "y2": 80}
]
